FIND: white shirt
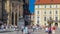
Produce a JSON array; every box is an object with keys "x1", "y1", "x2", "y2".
[
  {"x1": 45, "y1": 27, "x2": 48, "y2": 31},
  {"x1": 23, "y1": 27, "x2": 28, "y2": 33},
  {"x1": 1, "y1": 25, "x2": 4, "y2": 29}
]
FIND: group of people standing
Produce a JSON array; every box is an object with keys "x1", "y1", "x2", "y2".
[
  {"x1": 0, "y1": 23, "x2": 18, "y2": 31},
  {"x1": 21, "y1": 24, "x2": 41, "y2": 34},
  {"x1": 45, "y1": 25, "x2": 56, "y2": 34},
  {"x1": 21, "y1": 25, "x2": 30, "y2": 34},
  {"x1": 21, "y1": 24, "x2": 57, "y2": 34}
]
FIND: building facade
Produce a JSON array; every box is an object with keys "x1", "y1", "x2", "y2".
[
  {"x1": 0, "y1": 0, "x2": 8, "y2": 24},
  {"x1": 0, "y1": 0, "x2": 24, "y2": 26},
  {"x1": 34, "y1": 0, "x2": 60, "y2": 27},
  {"x1": 0, "y1": 0, "x2": 2, "y2": 21},
  {"x1": 30, "y1": 13, "x2": 34, "y2": 25}
]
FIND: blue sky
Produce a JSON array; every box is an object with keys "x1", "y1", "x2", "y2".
[{"x1": 29, "y1": 0, "x2": 35, "y2": 13}]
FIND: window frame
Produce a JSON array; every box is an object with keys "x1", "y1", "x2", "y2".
[
  {"x1": 55, "y1": 17, "x2": 58, "y2": 21},
  {"x1": 50, "y1": 11, "x2": 52, "y2": 14},
  {"x1": 44, "y1": 11, "x2": 46, "y2": 14},
  {"x1": 55, "y1": 10, "x2": 58, "y2": 14},
  {"x1": 44, "y1": 17, "x2": 46, "y2": 21},
  {"x1": 37, "y1": 16, "x2": 40, "y2": 24},
  {"x1": 37, "y1": 11, "x2": 39, "y2": 14}
]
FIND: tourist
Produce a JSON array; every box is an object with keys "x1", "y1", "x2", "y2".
[
  {"x1": 45, "y1": 26, "x2": 49, "y2": 34},
  {"x1": 33, "y1": 25, "x2": 36, "y2": 32},
  {"x1": 48, "y1": 26, "x2": 52, "y2": 34},
  {"x1": 21, "y1": 25, "x2": 24, "y2": 34},
  {"x1": 52, "y1": 26, "x2": 56, "y2": 34},
  {"x1": 1, "y1": 24, "x2": 4, "y2": 30},
  {"x1": 23, "y1": 26, "x2": 29, "y2": 34}
]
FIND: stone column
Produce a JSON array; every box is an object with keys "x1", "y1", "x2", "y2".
[
  {"x1": 19, "y1": 2, "x2": 23, "y2": 18},
  {"x1": 6, "y1": 0, "x2": 10, "y2": 26},
  {"x1": 14, "y1": 12, "x2": 16, "y2": 26},
  {"x1": 11, "y1": 2, "x2": 12, "y2": 25},
  {"x1": 6, "y1": 0, "x2": 11, "y2": 26},
  {"x1": 17, "y1": 2, "x2": 19, "y2": 26}
]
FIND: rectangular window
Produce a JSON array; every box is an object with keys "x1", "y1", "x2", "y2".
[
  {"x1": 45, "y1": 5, "x2": 46, "y2": 8},
  {"x1": 44, "y1": 11, "x2": 46, "y2": 14},
  {"x1": 37, "y1": 17, "x2": 39, "y2": 24},
  {"x1": 56, "y1": 11, "x2": 58, "y2": 14},
  {"x1": 50, "y1": 17, "x2": 52, "y2": 20},
  {"x1": 37, "y1": 16, "x2": 39, "y2": 21},
  {"x1": 44, "y1": 17, "x2": 46, "y2": 21},
  {"x1": 56, "y1": 5, "x2": 57, "y2": 8},
  {"x1": 37, "y1": 20, "x2": 39, "y2": 24},
  {"x1": 38, "y1": 5, "x2": 39, "y2": 8},
  {"x1": 50, "y1": 5, "x2": 51, "y2": 8},
  {"x1": 55, "y1": 17, "x2": 58, "y2": 21},
  {"x1": 50, "y1": 11, "x2": 52, "y2": 14},
  {"x1": 37, "y1": 11, "x2": 39, "y2": 14}
]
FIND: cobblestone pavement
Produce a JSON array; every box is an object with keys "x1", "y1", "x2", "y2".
[{"x1": 0, "y1": 28, "x2": 60, "y2": 34}]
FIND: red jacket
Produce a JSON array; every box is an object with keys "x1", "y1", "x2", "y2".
[{"x1": 52, "y1": 26, "x2": 56, "y2": 30}]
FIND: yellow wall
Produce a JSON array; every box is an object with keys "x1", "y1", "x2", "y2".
[{"x1": 34, "y1": 4, "x2": 60, "y2": 26}]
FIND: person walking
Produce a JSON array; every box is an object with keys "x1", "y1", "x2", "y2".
[
  {"x1": 36, "y1": 24, "x2": 39, "y2": 32},
  {"x1": 48, "y1": 26, "x2": 52, "y2": 34},
  {"x1": 23, "y1": 26, "x2": 29, "y2": 34},
  {"x1": 33, "y1": 25, "x2": 36, "y2": 32},
  {"x1": 52, "y1": 26, "x2": 56, "y2": 34},
  {"x1": 45, "y1": 26, "x2": 49, "y2": 34},
  {"x1": 21, "y1": 25, "x2": 24, "y2": 34},
  {"x1": 1, "y1": 25, "x2": 4, "y2": 30}
]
